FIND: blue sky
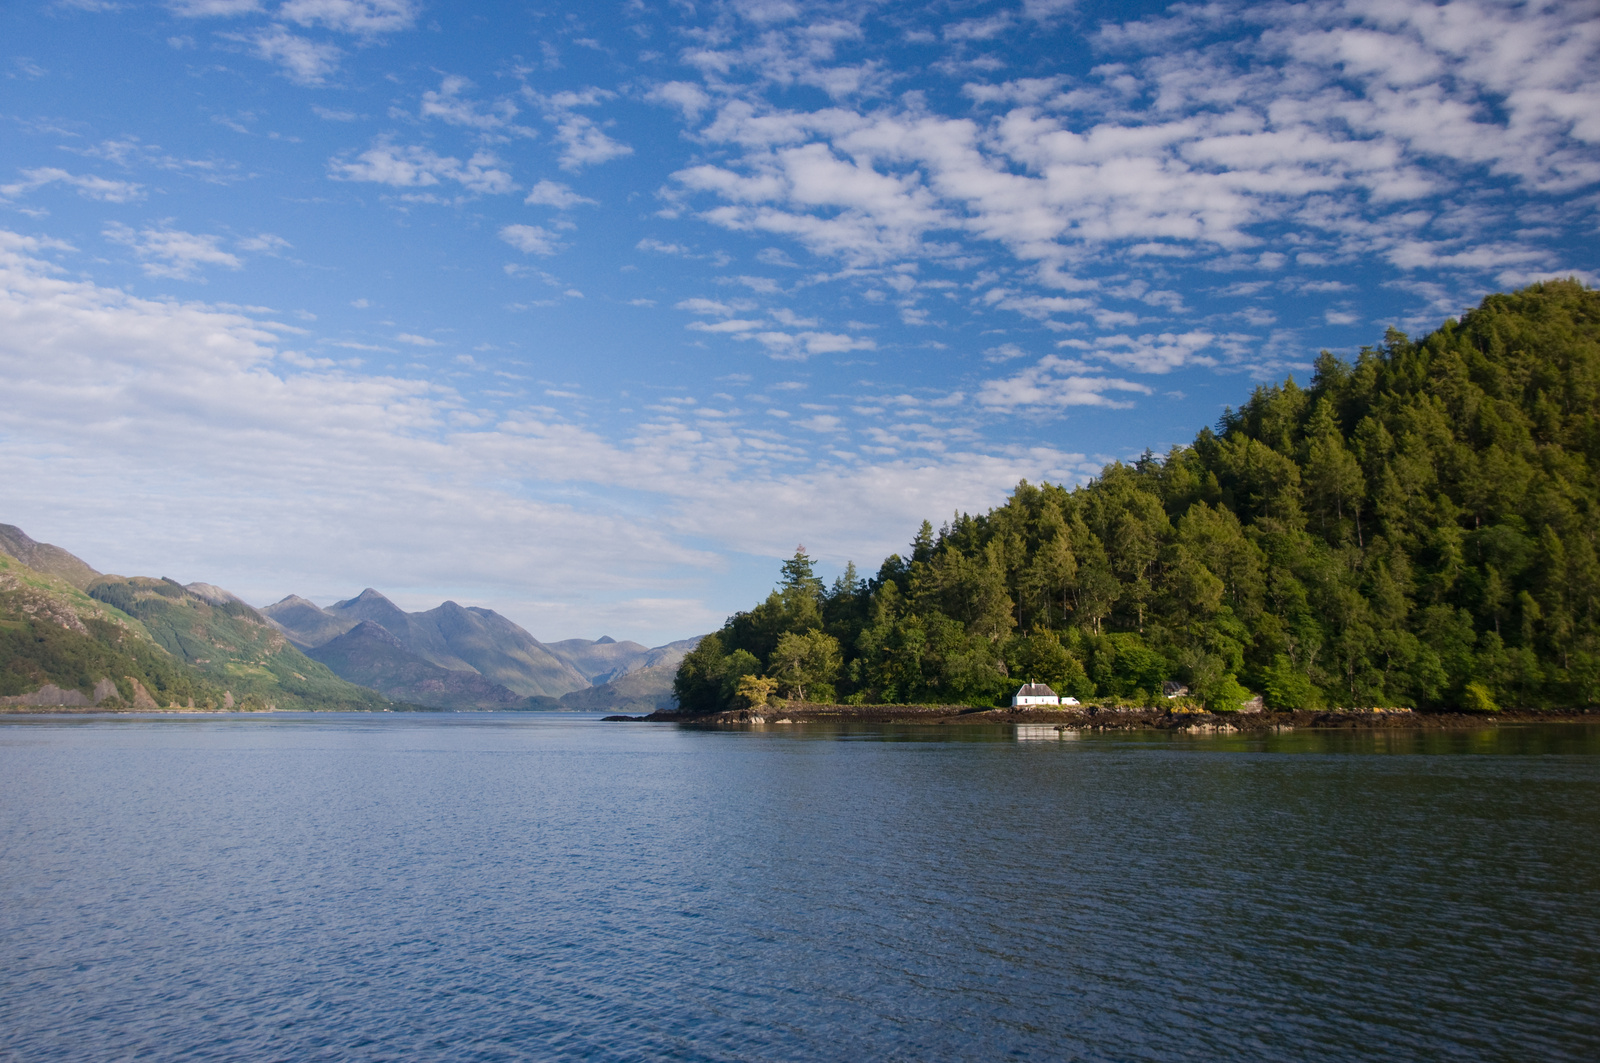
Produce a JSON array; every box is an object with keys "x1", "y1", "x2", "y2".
[{"x1": 2, "y1": 0, "x2": 1597, "y2": 644}]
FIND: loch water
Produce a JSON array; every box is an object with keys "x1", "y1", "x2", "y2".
[{"x1": 2, "y1": 713, "x2": 1598, "y2": 1062}]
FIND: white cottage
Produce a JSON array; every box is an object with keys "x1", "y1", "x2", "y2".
[{"x1": 1012, "y1": 682, "x2": 1060, "y2": 707}]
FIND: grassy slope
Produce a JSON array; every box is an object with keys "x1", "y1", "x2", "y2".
[
  {"x1": 0, "y1": 554, "x2": 224, "y2": 706},
  {"x1": 87, "y1": 576, "x2": 395, "y2": 711}
]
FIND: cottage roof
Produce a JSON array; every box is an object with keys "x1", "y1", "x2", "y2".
[{"x1": 1015, "y1": 682, "x2": 1057, "y2": 697}]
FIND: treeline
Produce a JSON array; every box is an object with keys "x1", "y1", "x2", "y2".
[{"x1": 676, "y1": 280, "x2": 1600, "y2": 714}]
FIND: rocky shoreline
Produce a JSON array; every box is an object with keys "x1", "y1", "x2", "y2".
[{"x1": 605, "y1": 702, "x2": 1598, "y2": 731}]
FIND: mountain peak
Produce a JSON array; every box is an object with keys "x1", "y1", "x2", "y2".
[
  {"x1": 0, "y1": 523, "x2": 101, "y2": 590},
  {"x1": 596, "y1": 635, "x2": 616, "y2": 644},
  {"x1": 343, "y1": 619, "x2": 407, "y2": 649},
  {"x1": 185, "y1": 582, "x2": 244, "y2": 607},
  {"x1": 269, "y1": 594, "x2": 320, "y2": 609}
]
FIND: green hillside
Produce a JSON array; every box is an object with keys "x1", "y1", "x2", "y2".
[
  {"x1": 87, "y1": 577, "x2": 393, "y2": 711},
  {"x1": 0, "y1": 554, "x2": 224, "y2": 708},
  {"x1": 678, "y1": 280, "x2": 1600, "y2": 714}
]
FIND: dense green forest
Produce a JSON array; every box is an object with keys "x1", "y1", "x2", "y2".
[{"x1": 676, "y1": 280, "x2": 1600, "y2": 714}]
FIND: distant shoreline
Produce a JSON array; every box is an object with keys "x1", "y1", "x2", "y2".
[
  {"x1": 608, "y1": 704, "x2": 1599, "y2": 730},
  {"x1": 4, "y1": 704, "x2": 1593, "y2": 730},
  {"x1": 0, "y1": 706, "x2": 591, "y2": 716}
]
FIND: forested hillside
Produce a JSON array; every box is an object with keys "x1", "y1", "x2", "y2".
[{"x1": 677, "y1": 280, "x2": 1600, "y2": 714}]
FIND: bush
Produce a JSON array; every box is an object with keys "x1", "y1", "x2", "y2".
[
  {"x1": 1262, "y1": 655, "x2": 1322, "y2": 711},
  {"x1": 733, "y1": 674, "x2": 778, "y2": 709},
  {"x1": 1462, "y1": 681, "x2": 1500, "y2": 713},
  {"x1": 1200, "y1": 673, "x2": 1256, "y2": 714}
]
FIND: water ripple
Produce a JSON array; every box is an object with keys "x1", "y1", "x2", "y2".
[{"x1": 2, "y1": 715, "x2": 1597, "y2": 1061}]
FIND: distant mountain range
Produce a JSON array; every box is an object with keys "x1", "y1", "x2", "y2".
[
  {"x1": 0, "y1": 522, "x2": 696, "y2": 712},
  {"x1": 261, "y1": 588, "x2": 696, "y2": 711}
]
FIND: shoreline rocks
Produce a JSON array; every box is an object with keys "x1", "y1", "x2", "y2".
[{"x1": 606, "y1": 702, "x2": 1596, "y2": 730}]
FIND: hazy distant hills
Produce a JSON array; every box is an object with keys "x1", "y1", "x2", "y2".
[
  {"x1": 306, "y1": 621, "x2": 533, "y2": 711},
  {"x1": 0, "y1": 521, "x2": 697, "y2": 712},
  {"x1": 546, "y1": 635, "x2": 703, "y2": 685},
  {"x1": 555, "y1": 661, "x2": 684, "y2": 712},
  {"x1": 262, "y1": 588, "x2": 696, "y2": 711}
]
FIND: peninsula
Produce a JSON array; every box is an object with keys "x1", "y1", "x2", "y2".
[{"x1": 662, "y1": 282, "x2": 1600, "y2": 724}]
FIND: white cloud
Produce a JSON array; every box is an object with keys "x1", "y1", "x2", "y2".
[
  {"x1": 945, "y1": 14, "x2": 1014, "y2": 42},
  {"x1": 983, "y1": 342, "x2": 1028, "y2": 363},
  {"x1": 419, "y1": 75, "x2": 531, "y2": 136},
  {"x1": 687, "y1": 318, "x2": 763, "y2": 334},
  {"x1": 0, "y1": 168, "x2": 144, "y2": 203},
  {"x1": 723, "y1": 275, "x2": 782, "y2": 294},
  {"x1": 795, "y1": 413, "x2": 843, "y2": 433},
  {"x1": 659, "y1": 0, "x2": 1599, "y2": 333},
  {"x1": 0, "y1": 229, "x2": 1094, "y2": 641},
  {"x1": 675, "y1": 139, "x2": 950, "y2": 266},
  {"x1": 279, "y1": 0, "x2": 418, "y2": 35},
  {"x1": 103, "y1": 223, "x2": 242, "y2": 280},
  {"x1": 977, "y1": 356, "x2": 1151, "y2": 410},
  {"x1": 1091, "y1": 331, "x2": 1220, "y2": 374},
  {"x1": 527, "y1": 89, "x2": 634, "y2": 171},
  {"x1": 637, "y1": 238, "x2": 691, "y2": 255},
  {"x1": 239, "y1": 26, "x2": 342, "y2": 86},
  {"x1": 523, "y1": 180, "x2": 596, "y2": 209},
  {"x1": 166, "y1": 0, "x2": 262, "y2": 16},
  {"x1": 500, "y1": 224, "x2": 561, "y2": 255},
  {"x1": 551, "y1": 115, "x2": 632, "y2": 171},
  {"x1": 676, "y1": 297, "x2": 740, "y2": 316},
  {"x1": 329, "y1": 140, "x2": 515, "y2": 195},
  {"x1": 648, "y1": 81, "x2": 713, "y2": 121},
  {"x1": 238, "y1": 233, "x2": 291, "y2": 253},
  {"x1": 749, "y1": 330, "x2": 875, "y2": 360},
  {"x1": 1022, "y1": 0, "x2": 1077, "y2": 21}
]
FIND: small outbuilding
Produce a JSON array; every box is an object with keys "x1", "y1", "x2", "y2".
[{"x1": 1012, "y1": 682, "x2": 1060, "y2": 707}]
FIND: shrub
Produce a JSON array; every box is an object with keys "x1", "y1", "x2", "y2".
[{"x1": 1462, "y1": 682, "x2": 1499, "y2": 713}]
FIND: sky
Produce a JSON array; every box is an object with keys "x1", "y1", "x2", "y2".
[{"x1": 2, "y1": 0, "x2": 1597, "y2": 645}]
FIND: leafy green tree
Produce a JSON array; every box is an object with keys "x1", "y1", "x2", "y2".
[
  {"x1": 673, "y1": 634, "x2": 728, "y2": 713},
  {"x1": 768, "y1": 629, "x2": 842, "y2": 703},
  {"x1": 734, "y1": 674, "x2": 778, "y2": 710},
  {"x1": 1004, "y1": 630, "x2": 1091, "y2": 700}
]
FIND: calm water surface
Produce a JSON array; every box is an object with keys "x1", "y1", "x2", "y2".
[{"x1": 2, "y1": 713, "x2": 1597, "y2": 1062}]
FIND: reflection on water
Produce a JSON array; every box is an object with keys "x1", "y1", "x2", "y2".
[{"x1": 2, "y1": 713, "x2": 1597, "y2": 1062}]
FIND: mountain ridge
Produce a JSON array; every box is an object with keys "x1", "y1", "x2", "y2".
[
  {"x1": 0, "y1": 525, "x2": 700, "y2": 712},
  {"x1": 0, "y1": 524, "x2": 101, "y2": 590},
  {"x1": 262, "y1": 588, "x2": 698, "y2": 709},
  {"x1": 306, "y1": 620, "x2": 545, "y2": 710}
]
